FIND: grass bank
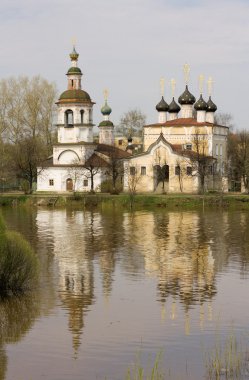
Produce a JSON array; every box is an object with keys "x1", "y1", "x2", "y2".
[{"x1": 1, "y1": 192, "x2": 249, "y2": 210}]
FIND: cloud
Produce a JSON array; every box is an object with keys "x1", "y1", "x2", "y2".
[{"x1": 0, "y1": 0, "x2": 248, "y2": 128}]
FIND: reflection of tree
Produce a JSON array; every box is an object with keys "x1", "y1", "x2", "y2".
[
  {"x1": 0, "y1": 292, "x2": 42, "y2": 380},
  {"x1": 0, "y1": 347, "x2": 7, "y2": 380}
]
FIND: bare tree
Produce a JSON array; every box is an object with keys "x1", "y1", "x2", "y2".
[
  {"x1": 117, "y1": 109, "x2": 146, "y2": 137},
  {"x1": 214, "y1": 112, "x2": 234, "y2": 129},
  {"x1": 7, "y1": 136, "x2": 48, "y2": 192},
  {"x1": 188, "y1": 128, "x2": 214, "y2": 194},
  {"x1": 230, "y1": 130, "x2": 249, "y2": 192},
  {"x1": 175, "y1": 159, "x2": 186, "y2": 193},
  {"x1": 125, "y1": 164, "x2": 141, "y2": 208},
  {"x1": 83, "y1": 153, "x2": 107, "y2": 192},
  {"x1": 0, "y1": 76, "x2": 57, "y2": 148},
  {"x1": 0, "y1": 76, "x2": 57, "y2": 190}
]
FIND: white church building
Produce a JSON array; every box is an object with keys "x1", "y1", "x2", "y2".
[
  {"x1": 37, "y1": 47, "x2": 130, "y2": 192},
  {"x1": 37, "y1": 49, "x2": 229, "y2": 194}
]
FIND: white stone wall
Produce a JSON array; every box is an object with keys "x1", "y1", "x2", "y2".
[
  {"x1": 196, "y1": 110, "x2": 206, "y2": 123},
  {"x1": 57, "y1": 103, "x2": 93, "y2": 143},
  {"x1": 206, "y1": 112, "x2": 215, "y2": 123},
  {"x1": 37, "y1": 166, "x2": 103, "y2": 192},
  {"x1": 99, "y1": 127, "x2": 114, "y2": 145},
  {"x1": 53, "y1": 144, "x2": 96, "y2": 165},
  {"x1": 123, "y1": 140, "x2": 199, "y2": 193},
  {"x1": 181, "y1": 104, "x2": 193, "y2": 118},
  {"x1": 158, "y1": 112, "x2": 167, "y2": 123}
]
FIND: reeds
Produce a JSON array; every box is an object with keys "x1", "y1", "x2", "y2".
[
  {"x1": 205, "y1": 333, "x2": 246, "y2": 379},
  {"x1": 125, "y1": 352, "x2": 165, "y2": 380}
]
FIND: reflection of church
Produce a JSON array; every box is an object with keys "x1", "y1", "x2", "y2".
[
  {"x1": 36, "y1": 209, "x2": 118, "y2": 355},
  {"x1": 123, "y1": 211, "x2": 217, "y2": 333}
]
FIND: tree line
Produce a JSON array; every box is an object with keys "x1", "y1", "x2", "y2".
[
  {"x1": 0, "y1": 75, "x2": 249, "y2": 193},
  {"x1": 0, "y1": 76, "x2": 57, "y2": 192}
]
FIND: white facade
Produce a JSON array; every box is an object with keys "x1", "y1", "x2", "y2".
[
  {"x1": 37, "y1": 48, "x2": 108, "y2": 193},
  {"x1": 37, "y1": 166, "x2": 103, "y2": 192}
]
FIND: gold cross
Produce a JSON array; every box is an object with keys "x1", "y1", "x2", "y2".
[
  {"x1": 198, "y1": 74, "x2": 205, "y2": 94},
  {"x1": 170, "y1": 78, "x2": 176, "y2": 97},
  {"x1": 103, "y1": 88, "x2": 109, "y2": 101},
  {"x1": 183, "y1": 63, "x2": 190, "y2": 84},
  {"x1": 71, "y1": 37, "x2": 77, "y2": 47},
  {"x1": 207, "y1": 76, "x2": 214, "y2": 96},
  {"x1": 160, "y1": 77, "x2": 165, "y2": 96}
]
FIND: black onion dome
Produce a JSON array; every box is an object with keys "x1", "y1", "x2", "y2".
[
  {"x1": 168, "y1": 97, "x2": 181, "y2": 113},
  {"x1": 206, "y1": 96, "x2": 217, "y2": 112},
  {"x1": 194, "y1": 94, "x2": 208, "y2": 111},
  {"x1": 178, "y1": 85, "x2": 196, "y2": 105},
  {"x1": 156, "y1": 96, "x2": 169, "y2": 112}
]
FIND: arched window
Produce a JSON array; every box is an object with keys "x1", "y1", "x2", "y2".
[
  {"x1": 80, "y1": 110, "x2": 84, "y2": 124},
  {"x1": 65, "y1": 110, "x2": 73, "y2": 127}
]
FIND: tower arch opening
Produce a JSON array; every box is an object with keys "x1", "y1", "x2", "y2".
[{"x1": 65, "y1": 109, "x2": 74, "y2": 127}]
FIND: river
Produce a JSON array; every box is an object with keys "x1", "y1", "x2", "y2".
[{"x1": 1, "y1": 206, "x2": 249, "y2": 380}]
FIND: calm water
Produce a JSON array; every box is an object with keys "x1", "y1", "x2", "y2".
[{"x1": 1, "y1": 206, "x2": 249, "y2": 380}]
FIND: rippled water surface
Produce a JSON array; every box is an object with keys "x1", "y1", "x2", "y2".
[{"x1": 1, "y1": 207, "x2": 249, "y2": 380}]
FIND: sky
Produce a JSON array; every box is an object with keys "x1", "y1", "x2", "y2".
[{"x1": 0, "y1": 0, "x2": 249, "y2": 130}]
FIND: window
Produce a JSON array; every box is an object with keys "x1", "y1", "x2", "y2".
[
  {"x1": 80, "y1": 110, "x2": 84, "y2": 124},
  {"x1": 208, "y1": 165, "x2": 213, "y2": 175},
  {"x1": 118, "y1": 139, "x2": 123, "y2": 146},
  {"x1": 83, "y1": 180, "x2": 88, "y2": 187},
  {"x1": 65, "y1": 109, "x2": 73, "y2": 127},
  {"x1": 220, "y1": 144, "x2": 223, "y2": 156},
  {"x1": 186, "y1": 143, "x2": 192, "y2": 150},
  {"x1": 215, "y1": 144, "x2": 219, "y2": 156},
  {"x1": 49, "y1": 179, "x2": 54, "y2": 186},
  {"x1": 141, "y1": 166, "x2": 146, "y2": 175},
  {"x1": 130, "y1": 166, "x2": 136, "y2": 176},
  {"x1": 175, "y1": 166, "x2": 180, "y2": 175},
  {"x1": 186, "y1": 166, "x2": 192, "y2": 176}
]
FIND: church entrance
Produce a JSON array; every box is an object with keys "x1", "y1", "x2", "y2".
[
  {"x1": 153, "y1": 165, "x2": 169, "y2": 193},
  {"x1": 66, "y1": 178, "x2": 73, "y2": 191}
]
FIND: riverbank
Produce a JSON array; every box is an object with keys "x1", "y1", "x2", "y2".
[{"x1": 0, "y1": 191, "x2": 249, "y2": 210}]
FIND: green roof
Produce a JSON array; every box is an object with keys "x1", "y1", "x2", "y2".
[
  {"x1": 67, "y1": 67, "x2": 82, "y2": 75},
  {"x1": 99, "y1": 120, "x2": 114, "y2": 127},
  {"x1": 59, "y1": 89, "x2": 91, "y2": 102}
]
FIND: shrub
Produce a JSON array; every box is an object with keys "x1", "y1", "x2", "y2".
[
  {"x1": 20, "y1": 179, "x2": 30, "y2": 194},
  {"x1": 0, "y1": 214, "x2": 38, "y2": 294}
]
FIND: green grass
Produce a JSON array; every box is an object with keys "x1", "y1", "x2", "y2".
[
  {"x1": 205, "y1": 333, "x2": 246, "y2": 380},
  {"x1": 125, "y1": 352, "x2": 165, "y2": 380},
  {"x1": 1, "y1": 192, "x2": 249, "y2": 210}
]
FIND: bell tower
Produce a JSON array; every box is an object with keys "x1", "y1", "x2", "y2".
[{"x1": 56, "y1": 46, "x2": 95, "y2": 143}]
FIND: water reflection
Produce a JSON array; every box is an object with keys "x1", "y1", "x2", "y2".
[
  {"x1": 2, "y1": 207, "x2": 249, "y2": 380},
  {"x1": 0, "y1": 293, "x2": 41, "y2": 380},
  {"x1": 35, "y1": 209, "x2": 249, "y2": 346}
]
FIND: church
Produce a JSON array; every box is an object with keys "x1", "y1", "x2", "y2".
[
  {"x1": 37, "y1": 47, "x2": 130, "y2": 192},
  {"x1": 37, "y1": 49, "x2": 229, "y2": 194},
  {"x1": 123, "y1": 73, "x2": 229, "y2": 194}
]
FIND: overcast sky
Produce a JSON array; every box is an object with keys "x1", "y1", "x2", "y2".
[{"x1": 0, "y1": 0, "x2": 248, "y2": 130}]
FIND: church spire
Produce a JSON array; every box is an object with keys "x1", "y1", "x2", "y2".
[
  {"x1": 67, "y1": 45, "x2": 82, "y2": 90},
  {"x1": 98, "y1": 89, "x2": 114, "y2": 145}
]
